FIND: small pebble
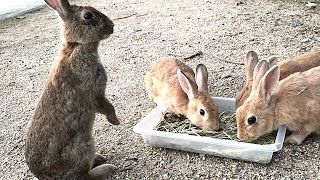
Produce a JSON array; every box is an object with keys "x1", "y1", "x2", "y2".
[
  {"x1": 223, "y1": 74, "x2": 232, "y2": 78},
  {"x1": 236, "y1": 1, "x2": 244, "y2": 6},
  {"x1": 16, "y1": 16, "x2": 25, "y2": 19}
]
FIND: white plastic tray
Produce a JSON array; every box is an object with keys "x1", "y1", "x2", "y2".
[{"x1": 133, "y1": 97, "x2": 286, "y2": 164}]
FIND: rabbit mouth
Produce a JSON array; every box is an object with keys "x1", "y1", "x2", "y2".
[
  {"x1": 237, "y1": 133, "x2": 258, "y2": 142},
  {"x1": 241, "y1": 136, "x2": 258, "y2": 143}
]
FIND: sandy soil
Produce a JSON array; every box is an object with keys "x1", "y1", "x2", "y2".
[{"x1": 0, "y1": 0, "x2": 320, "y2": 179}]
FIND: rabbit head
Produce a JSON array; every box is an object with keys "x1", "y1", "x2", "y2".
[
  {"x1": 236, "y1": 60, "x2": 280, "y2": 142},
  {"x1": 45, "y1": 0, "x2": 114, "y2": 43},
  {"x1": 177, "y1": 64, "x2": 219, "y2": 131}
]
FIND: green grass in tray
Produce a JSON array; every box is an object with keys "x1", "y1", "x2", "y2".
[{"x1": 154, "y1": 111, "x2": 276, "y2": 145}]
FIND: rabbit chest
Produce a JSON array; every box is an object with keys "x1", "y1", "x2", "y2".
[
  {"x1": 61, "y1": 44, "x2": 107, "y2": 86},
  {"x1": 43, "y1": 43, "x2": 108, "y2": 114},
  {"x1": 63, "y1": 42, "x2": 106, "y2": 79}
]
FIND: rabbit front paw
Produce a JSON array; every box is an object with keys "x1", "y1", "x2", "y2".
[
  {"x1": 96, "y1": 97, "x2": 120, "y2": 125},
  {"x1": 284, "y1": 132, "x2": 308, "y2": 145},
  {"x1": 107, "y1": 113, "x2": 120, "y2": 125}
]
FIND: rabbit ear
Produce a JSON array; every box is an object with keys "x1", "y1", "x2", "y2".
[
  {"x1": 195, "y1": 64, "x2": 209, "y2": 92},
  {"x1": 177, "y1": 69, "x2": 197, "y2": 99},
  {"x1": 258, "y1": 65, "x2": 280, "y2": 102},
  {"x1": 244, "y1": 51, "x2": 259, "y2": 81},
  {"x1": 268, "y1": 57, "x2": 278, "y2": 67},
  {"x1": 45, "y1": 0, "x2": 71, "y2": 19},
  {"x1": 252, "y1": 60, "x2": 270, "y2": 92}
]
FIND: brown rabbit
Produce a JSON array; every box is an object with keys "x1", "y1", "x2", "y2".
[
  {"x1": 236, "y1": 60, "x2": 320, "y2": 144},
  {"x1": 25, "y1": 0, "x2": 119, "y2": 179},
  {"x1": 236, "y1": 49, "x2": 320, "y2": 107},
  {"x1": 145, "y1": 57, "x2": 219, "y2": 130}
]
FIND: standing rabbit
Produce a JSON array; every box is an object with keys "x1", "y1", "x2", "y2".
[
  {"x1": 236, "y1": 60, "x2": 320, "y2": 144},
  {"x1": 25, "y1": 0, "x2": 119, "y2": 179},
  {"x1": 236, "y1": 49, "x2": 320, "y2": 107},
  {"x1": 145, "y1": 57, "x2": 219, "y2": 130}
]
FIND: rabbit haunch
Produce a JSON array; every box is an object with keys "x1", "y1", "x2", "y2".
[
  {"x1": 25, "y1": 0, "x2": 119, "y2": 180},
  {"x1": 145, "y1": 57, "x2": 219, "y2": 131},
  {"x1": 236, "y1": 60, "x2": 320, "y2": 145}
]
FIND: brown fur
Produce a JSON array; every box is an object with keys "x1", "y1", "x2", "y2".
[
  {"x1": 236, "y1": 49, "x2": 320, "y2": 107},
  {"x1": 25, "y1": 0, "x2": 119, "y2": 179},
  {"x1": 145, "y1": 57, "x2": 219, "y2": 130},
  {"x1": 236, "y1": 61, "x2": 320, "y2": 144}
]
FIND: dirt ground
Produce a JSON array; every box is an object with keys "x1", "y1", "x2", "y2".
[{"x1": 1, "y1": 0, "x2": 320, "y2": 179}]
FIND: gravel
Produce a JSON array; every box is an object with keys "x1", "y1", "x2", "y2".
[{"x1": 0, "y1": 0, "x2": 319, "y2": 179}]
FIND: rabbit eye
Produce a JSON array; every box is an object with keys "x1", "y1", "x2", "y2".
[
  {"x1": 247, "y1": 116, "x2": 256, "y2": 125},
  {"x1": 83, "y1": 12, "x2": 94, "y2": 21},
  {"x1": 199, "y1": 109, "x2": 205, "y2": 116}
]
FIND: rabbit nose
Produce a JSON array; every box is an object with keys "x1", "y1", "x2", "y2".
[
  {"x1": 105, "y1": 26, "x2": 113, "y2": 35},
  {"x1": 105, "y1": 20, "x2": 114, "y2": 34},
  {"x1": 207, "y1": 124, "x2": 219, "y2": 131},
  {"x1": 111, "y1": 22, "x2": 115, "y2": 31},
  {"x1": 211, "y1": 126, "x2": 219, "y2": 131},
  {"x1": 237, "y1": 138, "x2": 243, "y2": 142},
  {"x1": 237, "y1": 131, "x2": 243, "y2": 140},
  {"x1": 210, "y1": 121, "x2": 220, "y2": 131}
]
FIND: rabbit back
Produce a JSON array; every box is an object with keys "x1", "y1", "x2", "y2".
[
  {"x1": 145, "y1": 57, "x2": 219, "y2": 130},
  {"x1": 236, "y1": 49, "x2": 320, "y2": 107},
  {"x1": 278, "y1": 49, "x2": 320, "y2": 80},
  {"x1": 269, "y1": 66, "x2": 320, "y2": 144},
  {"x1": 145, "y1": 57, "x2": 195, "y2": 114}
]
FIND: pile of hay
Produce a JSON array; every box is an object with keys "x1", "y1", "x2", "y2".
[{"x1": 155, "y1": 111, "x2": 275, "y2": 145}]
